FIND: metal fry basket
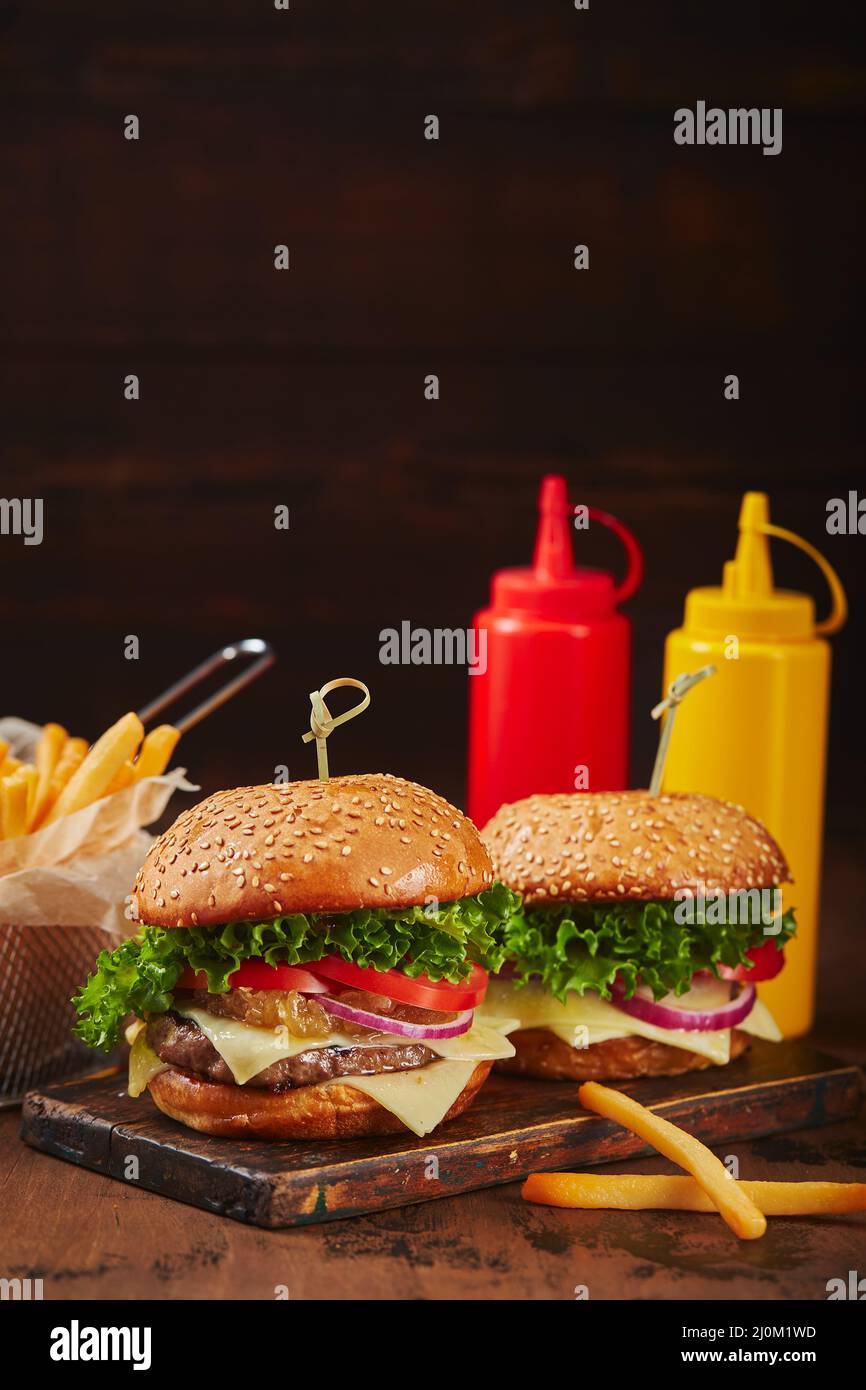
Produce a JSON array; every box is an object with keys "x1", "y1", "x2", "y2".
[
  {"x1": 0, "y1": 925, "x2": 125, "y2": 1104},
  {"x1": 0, "y1": 638, "x2": 276, "y2": 1104}
]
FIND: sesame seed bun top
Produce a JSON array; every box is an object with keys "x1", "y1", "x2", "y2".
[
  {"x1": 129, "y1": 775, "x2": 494, "y2": 929},
  {"x1": 481, "y1": 790, "x2": 790, "y2": 907}
]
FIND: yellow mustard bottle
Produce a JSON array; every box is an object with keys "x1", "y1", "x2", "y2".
[{"x1": 662, "y1": 492, "x2": 847, "y2": 1037}]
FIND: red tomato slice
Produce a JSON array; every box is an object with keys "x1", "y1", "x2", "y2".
[
  {"x1": 717, "y1": 940, "x2": 786, "y2": 983},
  {"x1": 176, "y1": 961, "x2": 332, "y2": 993},
  {"x1": 309, "y1": 956, "x2": 488, "y2": 1010}
]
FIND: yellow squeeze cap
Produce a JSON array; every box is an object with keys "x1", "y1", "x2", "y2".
[
  {"x1": 683, "y1": 492, "x2": 847, "y2": 641},
  {"x1": 724, "y1": 492, "x2": 774, "y2": 600}
]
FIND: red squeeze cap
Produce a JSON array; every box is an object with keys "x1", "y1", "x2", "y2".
[
  {"x1": 533, "y1": 475, "x2": 574, "y2": 580},
  {"x1": 490, "y1": 474, "x2": 643, "y2": 620}
]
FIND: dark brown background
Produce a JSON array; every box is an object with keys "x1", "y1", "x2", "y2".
[{"x1": 1, "y1": 0, "x2": 863, "y2": 828}]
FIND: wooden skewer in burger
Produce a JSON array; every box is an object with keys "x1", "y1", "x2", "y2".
[
  {"x1": 477, "y1": 671, "x2": 796, "y2": 1081},
  {"x1": 73, "y1": 680, "x2": 520, "y2": 1140}
]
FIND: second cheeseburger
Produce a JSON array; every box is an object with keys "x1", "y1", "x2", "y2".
[
  {"x1": 479, "y1": 790, "x2": 796, "y2": 1081},
  {"x1": 74, "y1": 776, "x2": 520, "y2": 1139}
]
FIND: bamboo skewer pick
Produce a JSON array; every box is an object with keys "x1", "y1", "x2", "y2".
[
  {"x1": 301, "y1": 678, "x2": 371, "y2": 781},
  {"x1": 649, "y1": 665, "x2": 716, "y2": 795}
]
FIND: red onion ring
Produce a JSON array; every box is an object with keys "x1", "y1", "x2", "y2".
[
  {"x1": 319, "y1": 995, "x2": 474, "y2": 1040},
  {"x1": 610, "y1": 981, "x2": 756, "y2": 1033}
]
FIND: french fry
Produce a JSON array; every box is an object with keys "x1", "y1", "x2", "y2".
[
  {"x1": 0, "y1": 738, "x2": 9, "y2": 774},
  {"x1": 43, "y1": 712, "x2": 144, "y2": 825},
  {"x1": 27, "y1": 722, "x2": 68, "y2": 830},
  {"x1": 106, "y1": 759, "x2": 135, "y2": 795},
  {"x1": 522, "y1": 1172, "x2": 866, "y2": 1217},
  {"x1": 1, "y1": 770, "x2": 30, "y2": 839},
  {"x1": 577, "y1": 1081, "x2": 767, "y2": 1240},
  {"x1": 51, "y1": 737, "x2": 88, "y2": 789},
  {"x1": 133, "y1": 724, "x2": 180, "y2": 780},
  {"x1": 29, "y1": 736, "x2": 88, "y2": 830},
  {"x1": 20, "y1": 764, "x2": 39, "y2": 824},
  {"x1": 36, "y1": 722, "x2": 67, "y2": 777},
  {"x1": 0, "y1": 754, "x2": 23, "y2": 778}
]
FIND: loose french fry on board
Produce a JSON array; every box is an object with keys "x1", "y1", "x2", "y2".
[
  {"x1": 522, "y1": 1172, "x2": 866, "y2": 1217},
  {"x1": 577, "y1": 1081, "x2": 767, "y2": 1240},
  {"x1": 27, "y1": 722, "x2": 68, "y2": 830},
  {"x1": 44, "y1": 712, "x2": 144, "y2": 825},
  {"x1": 133, "y1": 724, "x2": 180, "y2": 780}
]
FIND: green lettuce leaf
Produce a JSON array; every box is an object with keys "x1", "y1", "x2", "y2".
[
  {"x1": 501, "y1": 897, "x2": 796, "y2": 1004},
  {"x1": 73, "y1": 881, "x2": 520, "y2": 1051}
]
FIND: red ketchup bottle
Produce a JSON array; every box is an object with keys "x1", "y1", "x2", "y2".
[{"x1": 467, "y1": 475, "x2": 643, "y2": 828}]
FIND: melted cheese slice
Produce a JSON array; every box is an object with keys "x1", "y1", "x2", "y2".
[
  {"x1": 330, "y1": 1060, "x2": 479, "y2": 1137},
  {"x1": 128, "y1": 1030, "x2": 168, "y2": 1097},
  {"x1": 478, "y1": 978, "x2": 781, "y2": 1067},
  {"x1": 172, "y1": 1003, "x2": 517, "y2": 1086}
]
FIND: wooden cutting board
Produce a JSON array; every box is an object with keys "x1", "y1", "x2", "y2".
[{"x1": 20, "y1": 1040, "x2": 862, "y2": 1228}]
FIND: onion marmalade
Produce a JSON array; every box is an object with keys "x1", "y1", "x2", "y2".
[{"x1": 184, "y1": 986, "x2": 459, "y2": 1040}]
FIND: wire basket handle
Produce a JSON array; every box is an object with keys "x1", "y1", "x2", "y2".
[{"x1": 137, "y1": 638, "x2": 276, "y2": 734}]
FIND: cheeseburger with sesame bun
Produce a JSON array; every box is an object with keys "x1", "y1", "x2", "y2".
[
  {"x1": 73, "y1": 776, "x2": 520, "y2": 1139},
  {"x1": 478, "y1": 790, "x2": 795, "y2": 1081}
]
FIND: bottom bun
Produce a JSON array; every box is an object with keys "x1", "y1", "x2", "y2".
[
  {"x1": 494, "y1": 1028, "x2": 750, "y2": 1082},
  {"x1": 148, "y1": 1061, "x2": 493, "y2": 1140}
]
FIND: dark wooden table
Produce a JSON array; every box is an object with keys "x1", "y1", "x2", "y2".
[
  {"x1": 2, "y1": 836, "x2": 863, "y2": 1301},
  {"x1": 3, "y1": 1110, "x2": 864, "y2": 1301}
]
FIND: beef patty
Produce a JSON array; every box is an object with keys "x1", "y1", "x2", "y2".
[
  {"x1": 147, "y1": 1011, "x2": 438, "y2": 1089},
  {"x1": 494, "y1": 1026, "x2": 750, "y2": 1081}
]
